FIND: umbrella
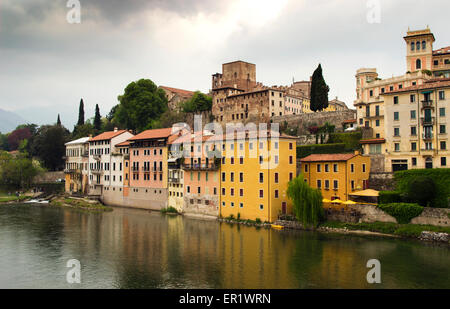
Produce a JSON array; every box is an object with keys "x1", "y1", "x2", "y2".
[
  {"x1": 331, "y1": 199, "x2": 343, "y2": 204},
  {"x1": 322, "y1": 199, "x2": 332, "y2": 203},
  {"x1": 343, "y1": 200, "x2": 357, "y2": 205}
]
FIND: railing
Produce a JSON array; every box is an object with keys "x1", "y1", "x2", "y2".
[
  {"x1": 168, "y1": 177, "x2": 180, "y2": 183},
  {"x1": 183, "y1": 164, "x2": 219, "y2": 171},
  {"x1": 64, "y1": 168, "x2": 81, "y2": 174},
  {"x1": 422, "y1": 133, "x2": 434, "y2": 140},
  {"x1": 91, "y1": 169, "x2": 103, "y2": 174},
  {"x1": 421, "y1": 99, "x2": 433, "y2": 109},
  {"x1": 421, "y1": 117, "x2": 435, "y2": 125}
]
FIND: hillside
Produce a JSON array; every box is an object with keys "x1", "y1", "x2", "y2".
[{"x1": 0, "y1": 108, "x2": 27, "y2": 133}]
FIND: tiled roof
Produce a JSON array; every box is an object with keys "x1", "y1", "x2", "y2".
[
  {"x1": 360, "y1": 138, "x2": 386, "y2": 144},
  {"x1": 65, "y1": 137, "x2": 90, "y2": 145},
  {"x1": 433, "y1": 46, "x2": 450, "y2": 55},
  {"x1": 300, "y1": 153, "x2": 356, "y2": 162},
  {"x1": 128, "y1": 128, "x2": 173, "y2": 141},
  {"x1": 384, "y1": 79, "x2": 450, "y2": 94},
  {"x1": 90, "y1": 130, "x2": 128, "y2": 142},
  {"x1": 160, "y1": 86, "x2": 194, "y2": 97},
  {"x1": 116, "y1": 141, "x2": 130, "y2": 147},
  {"x1": 342, "y1": 119, "x2": 357, "y2": 124}
]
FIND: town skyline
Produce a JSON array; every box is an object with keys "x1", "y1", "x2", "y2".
[{"x1": 1, "y1": 0, "x2": 449, "y2": 128}]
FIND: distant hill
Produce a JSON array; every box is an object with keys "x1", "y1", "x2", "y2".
[{"x1": 0, "y1": 108, "x2": 27, "y2": 133}]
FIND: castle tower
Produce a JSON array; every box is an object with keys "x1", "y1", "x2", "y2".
[{"x1": 404, "y1": 27, "x2": 435, "y2": 72}]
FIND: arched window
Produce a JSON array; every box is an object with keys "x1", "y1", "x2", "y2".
[
  {"x1": 411, "y1": 42, "x2": 415, "y2": 51},
  {"x1": 416, "y1": 41, "x2": 421, "y2": 51},
  {"x1": 416, "y1": 59, "x2": 422, "y2": 69},
  {"x1": 422, "y1": 41, "x2": 426, "y2": 50}
]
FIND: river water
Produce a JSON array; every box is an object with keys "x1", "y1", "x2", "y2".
[{"x1": 0, "y1": 204, "x2": 449, "y2": 289}]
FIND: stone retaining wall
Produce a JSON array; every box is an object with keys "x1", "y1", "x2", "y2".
[{"x1": 411, "y1": 207, "x2": 450, "y2": 227}]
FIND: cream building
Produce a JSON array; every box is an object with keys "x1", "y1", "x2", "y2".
[
  {"x1": 355, "y1": 27, "x2": 449, "y2": 171},
  {"x1": 64, "y1": 137, "x2": 90, "y2": 194},
  {"x1": 383, "y1": 79, "x2": 450, "y2": 171}
]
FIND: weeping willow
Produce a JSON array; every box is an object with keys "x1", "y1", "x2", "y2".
[{"x1": 287, "y1": 174, "x2": 324, "y2": 228}]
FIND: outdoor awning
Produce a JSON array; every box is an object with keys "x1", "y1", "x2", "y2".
[
  {"x1": 421, "y1": 90, "x2": 433, "y2": 94},
  {"x1": 349, "y1": 189, "x2": 379, "y2": 197},
  {"x1": 167, "y1": 157, "x2": 178, "y2": 163}
]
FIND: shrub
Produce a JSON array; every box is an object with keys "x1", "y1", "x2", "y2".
[
  {"x1": 379, "y1": 191, "x2": 403, "y2": 204},
  {"x1": 378, "y1": 203, "x2": 424, "y2": 224},
  {"x1": 161, "y1": 207, "x2": 178, "y2": 214},
  {"x1": 327, "y1": 131, "x2": 362, "y2": 151},
  {"x1": 297, "y1": 143, "x2": 347, "y2": 159},
  {"x1": 404, "y1": 176, "x2": 436, "y2": 207},
  {"x1": 394, "y1": 169, "x2": 450, "y2": 208}
]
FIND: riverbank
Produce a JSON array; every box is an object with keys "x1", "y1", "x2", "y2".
[
  {"x1": 48, "y1": 196, "x2": 113, "y2": 213},
  {"x1": 0, "y1": 195, "x2": 32, "y2": 204}
]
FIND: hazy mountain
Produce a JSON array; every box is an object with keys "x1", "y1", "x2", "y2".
[{"x1": 0, "y1": 108, "x2": 28, "y2": 133}]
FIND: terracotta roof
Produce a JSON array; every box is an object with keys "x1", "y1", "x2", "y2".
[
  {"x1": 433, "y1": 46, "x2": 450, "y2": 55},
  {"x1": 360, "y1": 138, "x2": 386, "y2": 144},
  {"x1": 342, "y1": 119, "x2": 357, "y2": 124},
  {"x1": 300, "y1": 153, "x2": 356, "y2": 162},
  {"x1": 384, "y1": 79, "x2": 450, "y2": 94},
  {"x1": 160, "y1": 86, "x2": 194, "y2": 97},
  {"x1": 90, "y1": 130, "x2": 128, "y2": 142},
  {"x1": 128, "y1": 128, "x2": 173, "y2": 141},
  {"x1": 116, "y1": 141, "x2": 130, "y2": 147}
]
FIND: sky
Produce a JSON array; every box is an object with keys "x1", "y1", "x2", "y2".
[{"x1": 1, "y1": 0, "x2": 449, "y2": 129}]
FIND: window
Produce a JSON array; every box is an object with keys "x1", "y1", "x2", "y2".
[
  {"x1": 304, "y1": 164, "x2": 308, "y2": 173},
  {"x1": 317, "y1": 180, "x2": 322, "y2": 188},
  {"x1": 394, "y1": 128, "x2": 400, "y2": 137},
  {"x1": 350, "y1": 164, "x2": 354, "y2": 173},
  {"x1": 333, "y1": 164, "x2": 338, "y2": 172},
  {"x1": 441, "y1": 141, "x2": 447, "y2": 150},
  {"x1": 442, "y1": 157, "x2": 447, "y2": 167},
  {"x1": 239, "y1": 173, "x2": 244, "y2": 182},
  {"x1": 289, "y1": 156, "x2": 293, "y2": 164},
  {"x1": 376, "y1": 119, "x2": 380, "y2": 127},
  {"x1": 289, "y1": 173, "x2": 293, "y2": 181},
  {"x1": 411, "y1": 126, "x2": 417, "y2": 136},
  {"x1": 274, "y1": 190, "x2": 279, "y2": 198},
  {"x1": 239, "y1": 189, "x2": 243, "y2": 197},
  {"x1": 259, "y1": 173, "x2": 264, "y2": 183},
  {"x1": 333, "y1": 180, "x2": 338, "y2": 190},
  {"x1": 230, "y1": 188, "x2": 234, "y2": 196},
  {"x1": 394, "y1": 96, "x2": 399, "y2": 104},
  {"x1": 274, "y1": 173, "x2": 279, "y2": 183},
  {"x1": 239, "y1": 157, "x2": 244, "y2": 164},
  {"x1": 440, "y1": 125, "x2": 446, "y2": 134},
  {"x1": 222, "y1": 188, "x2": 225, "y2": 196},
  {"x1": 439, "y1": 91, "x2": 445, "y2": 100},
  {"x1": 259, "y1": 190, "x2": 264, "y2": 198},
  {"x1": 422, "y1": 41, "x2": 426, "y2": 50},
  {"x1": 394, "y1": 112, "x2": 399, "y2": 121},
  {"x1": 325, "y1": 164, "x2": 329, "y2": 172},
  {"x1": 239, "y1": 203, "x2": 244, "y2": 208},
  {"x1": 410, "y1": 110, "x2": 416, "y2": 119},
  {"x1": 411, "y1": 42, "x2": 415, "y2": 51},
  {"x1": 230, "y1": 172, "x2": 234, "y2": 182},
  {"x1": 410, "y1": 94, "x2": 415, "y2": 103},
  {"x1": 222, "y1": 172, "x2": 226, "y2": 182},
  {"x1": 411, "y1": 142, "x2": 417, "y2": 151},
  {"x1": 362, "y1": 164, "x2": 366, "y2": 173},
  {"x1": 440, "y1": 108, "x2": 446, "y2": 117},
  {"x1": 394, "y1": 143, "x2": 400, "y2": 152},
  {"x1": 324, "y1": 180, "x2": 330, "y2": 189},
  {"x1": 416, "y1": 59, "x2": 421, "y2": 69},
  {"x1": 412, "y1": 157, "x2": 417, "y2": 166},
  {"x1": 259, "y1": 204, "x2": 264, "y2": 210},
  {"x1": 317, "y1": 164, "x2": 321, "y2": 172}
]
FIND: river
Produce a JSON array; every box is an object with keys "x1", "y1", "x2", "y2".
[{"x1": 0, "y1": 203, "x2": 449, "y2": 289}]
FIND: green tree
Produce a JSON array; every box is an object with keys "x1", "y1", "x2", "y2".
[
  {"x1": 310, "y1": 64, "x2": 330, "y2": 112},
  {"x1": 77, "y1": 98, "x2": 85, "y2": 126},
  {"x1": 182, "y1": 91, "x2": 212, "y2": 113},
  {"x1": 94, "y1": 104, "x2": 102, "y2": 131},
  {"x1": 287, "y1": 174, "x2": 324, "y2": 228},
  {"x1": 31, "y1": 125, "x2": 70, "y2": 171},
  {"x1": 0, "y1": 151, "x2": 44, "y2": 189},
  {"x1": 72, "y1": 122, "x2": 95, "y2": 140},
  {"x1": 151, "y1": 109, "x2": 187, "y2": 129},
  {"x1": 405, "y1": 176, "x2": 437, "y2": 207},
  {"x1": 114, "y1": 79, "x2": 168, "y2": 132},
  {"x1": 0, "y1": 133, "x2": 9, "y2": 151}
]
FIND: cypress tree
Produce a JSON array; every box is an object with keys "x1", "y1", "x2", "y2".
[
  {"x1": 94, "y1": 104, "x2": 101, "y2": 131},
  {"x1": 310, "y1": 64, "x2": 330, "y2": 112},
  {"x1": 77, "y1": 98, "x2": 85, "y2": 126},
  {"x1": 57, "y1": 114, "x2": 61, "y2": 126}
]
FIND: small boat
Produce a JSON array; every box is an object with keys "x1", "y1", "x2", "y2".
[{"x1": 271, "y1": 224, "x2": 284, "y2": 230}]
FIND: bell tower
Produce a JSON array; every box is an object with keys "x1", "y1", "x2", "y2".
[{"x1": 404, "y1": 27, "x2": 435, "y2": 72}]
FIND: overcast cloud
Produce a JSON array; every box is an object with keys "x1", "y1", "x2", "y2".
[{"x1": 0, "y1": 0, "x2": 449, "y2": 129}]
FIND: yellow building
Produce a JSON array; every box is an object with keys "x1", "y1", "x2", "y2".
[
  {"x1": 301, "y1": 153, "x2": 371, "y2": 201},
  {"x1": 219, "y1": 132, "x2": 297, "y2": 223}
]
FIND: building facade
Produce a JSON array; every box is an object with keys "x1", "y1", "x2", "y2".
[
  {"x1": 301, "y1": 153, "x2": 371, "y2": 202},
  {"x1": 64, "y1": 137, "x2": 90, "y2": 194}
]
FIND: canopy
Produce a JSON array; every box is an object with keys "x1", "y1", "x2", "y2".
[
  {"x1": 322, "y1": 199, "x2": 332, "y2": 203},
  {"x1": 349, "y1": 189, "x2": 379, "y2": 197},
  {"x1": 343, "y1": 200, "x2": 357, "y2": 205}
]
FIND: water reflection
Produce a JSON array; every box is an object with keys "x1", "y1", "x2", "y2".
[{"x1": 0, "y1": 204, "x2": 449, "y2": 289}]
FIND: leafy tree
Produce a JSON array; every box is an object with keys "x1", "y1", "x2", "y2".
[
  {"x1": 114, "y1": 79, "x2": 168, "y2": 132},
  {"x1": 57, "y1": 114, "x2": 61, "y2": 126},
  {"x1": 310, "y1": 64, "x2": 330, "y2": 112},
  {"x1": 72, "y1": 122, "x2": 95, "y2": 140},
  {"x1": 151, "y1": 109, "x2": 187, "y2": 129},
  {"x1": 107, "y1": 104, "x2": 119, "y2": 122},
  {"x1": 7, "y1": 128, "x2": 32, "y2": 151},
  {"x1": 77, "y1": 98, "x2": 85, "y2": 126},
  {"x1": 94, "y1": 104, "x2": 102, "y2": 131},
  {"x1": 31, "y1": 125, "x2": 70, "y2": 171},
  {"x1": 0, "y1": 151, "x2": 44, "y2": 189},
  {"x1": 0, "y1": 133, "x2": 9, "y2": 151},
  {"x1": 405, "y1": 176, "x2": 437, "y2": 207},
  {"x1": 182, "y1": 91, "x2": 212, "y2": 113},
  {"x1": 287, "y1": 174, "x2": 324, "y2": 228}
]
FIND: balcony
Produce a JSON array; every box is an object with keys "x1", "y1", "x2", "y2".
[
  {"x1": 93, "y1": 154, "x2": 102, "y2": 161},
  {"x1": 168, "y1": 177, "x2": 181, "y2": 183},
  {"x1": 183, "y1": 163, "x2": 219, "y2": 171},
  {"x1": 421, "y1": 117, "x2": 435, "y2": 126},
  {"x1": 420, "y1": 148, "x2": 435, "y2": 156},
  {"x1": 421, "y1": 99, "x2": 434, "y2": 109},
  {"x1": 422, "y1": 133, "x2": 434, "y2": 140},
  {"x1": 91, "y1": 169, "x2": 104, "y2": 174},
  {"x1": 64, "y1": 168, "x2": 80, "y2": 174}
]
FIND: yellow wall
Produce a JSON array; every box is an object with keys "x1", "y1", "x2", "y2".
[
  {"x1": 220, "y1": 137, "x2": 296, "y2": 222},
  {"x1": 302, "y1": 155, "x2": 371, "y2": 201}
]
